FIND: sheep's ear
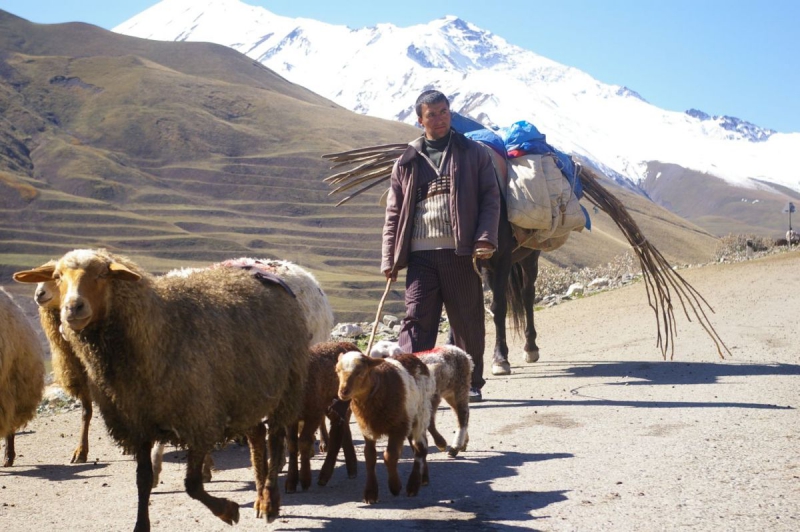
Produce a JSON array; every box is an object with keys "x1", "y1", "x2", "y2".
[
  {"x1": 13, "y1": 264, "x2": 56, "y2": 283},
  {"x1": 109, "y1": 262, "x2": 141, "y2": 282}
]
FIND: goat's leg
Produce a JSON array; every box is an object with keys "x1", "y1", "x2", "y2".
[
  {"x1": 184, "y1": 447, "x2": 239, "y2": 525},
  {"x1": 363, "y1": 438, "x2": 379, "y2": 504},
  {"x1": 448, "y1": 395, "x2": 470, "y2": 456},
  {"x1": 419, "y1": 434, "x2": 431, "y2": 487},
  {"x1": 150, "y1": 442, "x2": 165, "y2": 487},
  {"x1": 133, "y1": 441, "x2": 154, "y2": 532},
  {"x1": 406, "y1": 433, "x2": 428, "y2": 496},
  {"x1": 298, "y1": 417, "x2": 319, "y2": 490},
  {"x1": 71, "y1": 391, "x2": 92, "y2": 464},
  {"x1": 285, "y1": 422, "x2": 300, "y2": 493},
  {"x1": 427, "y1": 395, "x2": 447, "y2": 451},
  {"x1": 318, "y1": 412, "x2": 344, "y2": 486},
  {"x1": 341, "y1": 410, "x2": 357, "y2": 479},
  {"x1": 2, "y1": 434, "x2": 15, "y2": 467},
  {"x1": 202, "y1": 452, "x2": 214, "y2": 483},
  {"x1": 384, "y1": 434, "x2": 403, "y2": 496},
  {"x1": 317, "y1": 419, "x2": 329, "y2": 454},
  {"x1": 246, "y1": 423, "x2": 268, "y2": 518},
  {"x1": 264, "y1": 424, "x2": 286, "y2": 522}
]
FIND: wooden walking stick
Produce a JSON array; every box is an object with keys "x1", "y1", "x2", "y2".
[{"x1": 365, "y1": 277, "x2": 394, "y2": 356}]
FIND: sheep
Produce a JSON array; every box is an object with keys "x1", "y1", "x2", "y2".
[
  {"x1": 152, "y1": 257, "x2": 334, "y2": 486},
  {"x1": 370, "y1": 340, "x2": 473, "y2": 457},
  {"x1": 214, "y1": 258, "x2": 334, "y2": 345},
  {"x1": 30, "y1": 260, "x2": 214, "y2": 481},
  {"x1": 336, "y1": 350, "x2": 434, "y2": 503},
  {"x1": 0, "y1": 288, "x2": 45, "y2": 467},
  {"x1": 13, "y1": 249, "x2": 311, "y2": 529},
  {"x1": 30, "y1": 269, "x2": 95, "y2": 464},
  {"x1": 285, "y1": 341, "x2": 358, "y2": 493}
]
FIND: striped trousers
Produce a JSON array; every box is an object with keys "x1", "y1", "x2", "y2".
[{"x1": 398, "y1": 249, "x2": 486, "y2": 389}]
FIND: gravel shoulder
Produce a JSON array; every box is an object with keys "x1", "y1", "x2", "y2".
[{"x1": 2, "y1": 250, "x2": 798, "y2": 531}]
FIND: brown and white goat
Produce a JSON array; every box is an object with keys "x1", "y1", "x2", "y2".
[
  {"x1": 371, "y1": 340, "x2": 473, "y2": 457},
  {"x1": 336, "y1": 351, "x2": 434, "y2": 503},
  {"x1": 285, "y1": 341, "x2": 358, "y2": 493}
]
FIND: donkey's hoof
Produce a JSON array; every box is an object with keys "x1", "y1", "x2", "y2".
[
  {"x1": 525, "y1": 350, "x2": 540, "y2": 363},
  {"x1": 491, "y1": 361, "x2": 511, "y2": 375}
]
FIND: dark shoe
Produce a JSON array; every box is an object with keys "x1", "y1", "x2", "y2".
[{"x1": 468, "y1": 387, "x2": 483, "y2": 403}]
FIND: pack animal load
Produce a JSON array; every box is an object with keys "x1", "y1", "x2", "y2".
[{"x1": 479, "y1": 120, "x2": 587, "y2": 252}]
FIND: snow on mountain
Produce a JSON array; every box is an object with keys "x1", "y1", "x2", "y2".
[{"x1": 114, "y1": 0, "x2": 800, "y2": 193}]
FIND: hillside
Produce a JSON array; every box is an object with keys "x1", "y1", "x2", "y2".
[{"x1": 0, "y1": 10, "x2": 720, "y2": 323}]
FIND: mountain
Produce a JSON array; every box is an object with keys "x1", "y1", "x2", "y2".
[
  {"x1": 0, "y1": 8, "x2": 720, "y2": 324},
  {"x1": 114, "y1": 0, "x2": 800, "y2": 238}
]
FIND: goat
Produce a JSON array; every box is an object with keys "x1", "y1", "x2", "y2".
[
  {"x1": 0, "y1": 288, "x2": 45, "y2": 467},
  {"x1": 336, "y1": 351, "x2": 434, "y2": 503},
  {"x1": 14, "y1": 249, "x2": 310, "y2": 529},
  {"x1": 285, "y1": 341, "x2": 358, "y2": 493},
  {"x1": 371, "y1": 340, "x2": 473, "y2": 457}
]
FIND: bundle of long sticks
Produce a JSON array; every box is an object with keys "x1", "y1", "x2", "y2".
[
  {"x1": 577, "y1": 165, "x2": 730, "y2": 359},
  {"x1": 323, "y1": 144, "x2": 731, "y2": 360}
]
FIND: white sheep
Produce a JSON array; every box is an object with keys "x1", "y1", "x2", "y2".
[
  {"x1": 371, "y1": 340, "x2": 473, "y2": 457},
  {"x1": 336, "y1": 350, "x2": 434, "y2": 503},
  {"x1": 152, "y1": 256, "x2": 335, "y2": 486},
  {"x1": 0, "y1": 288, "x2": 46, "y2": 467}
]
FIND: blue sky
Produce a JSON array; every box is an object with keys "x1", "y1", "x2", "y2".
[{"x1": 3, "y1": 0, "x2": 798, "y2": 133}]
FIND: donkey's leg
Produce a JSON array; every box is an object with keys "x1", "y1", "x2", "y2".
[
  {"x1": 489, "y1": 256, "x2": 513, "y2": 375},
  {"x1": 520, "y1": 251, "x2": 540, "y2": 362}
]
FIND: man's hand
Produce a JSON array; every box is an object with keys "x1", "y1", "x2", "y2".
[
  {"x1": 384, "y1": 269, "x2": 397, "y2": 282},
  {"x1": 473, "y1": 242, "x2": 494, "y2": 260}
]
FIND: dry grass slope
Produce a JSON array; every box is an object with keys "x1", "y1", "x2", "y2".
[{"x1": 0, "y1": 9, "x2": 739, "y2": 323}]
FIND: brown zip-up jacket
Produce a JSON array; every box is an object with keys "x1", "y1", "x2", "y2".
[{"x1": 381, "y1": 130, "x2": 500, "y2": 275}]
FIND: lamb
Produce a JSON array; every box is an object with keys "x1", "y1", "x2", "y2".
[
  {"x1": 13, "y1": 249, "x2": 311, "y2": 529},
  {"x1": 285, "y1": 341, "x2": 358, "y2": 493},
  {"x1": 0, "y1": 288, "x2": 45, "y2": 467},
  {"x1": 30, "y1": 269, "x2": 94, "y2": 464},
  {"x1": 336, "y1": 350, "x2": 434, "y2": 503},
  {"x1": 370, "y1": 340, "x2": 473, "y2": 457}
]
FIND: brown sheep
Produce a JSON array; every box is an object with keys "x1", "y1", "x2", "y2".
[
  {"x1": 336, "y1": 351, "x2": 434, "y2": 504},
  {"x1": 0, "y1": 288, "x2": 45, "y2": 467},
  {"x1": 14, "y1": 249, "x2": 310, "y2": 530},
  {"x1": 30, "y1": 274, "x2": 94, "y2": 464},
  {"x1": 285, "y1": 341, "x2": 358, "y2": 493}
]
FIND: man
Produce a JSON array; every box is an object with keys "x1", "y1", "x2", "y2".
[{"x1": 381, "y1": 89, "x2": 500, "y2": 402}]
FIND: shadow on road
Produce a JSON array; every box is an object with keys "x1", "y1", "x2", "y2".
[{"x1": 480, "y1": 360, "x2": 798, "y2": 410}]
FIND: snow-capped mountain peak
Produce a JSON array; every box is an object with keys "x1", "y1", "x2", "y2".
[{"x1": 114, "y1": 0, "x2": 800, "y2": 193}]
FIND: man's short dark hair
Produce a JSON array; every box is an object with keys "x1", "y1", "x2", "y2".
[{"x1": 415, "y1": 90, "x2": 449, "y2": 117}]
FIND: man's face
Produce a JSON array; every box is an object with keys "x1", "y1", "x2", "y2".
[{"x1": 418, "y1": 100, "x2": 451, "y2": 140}]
